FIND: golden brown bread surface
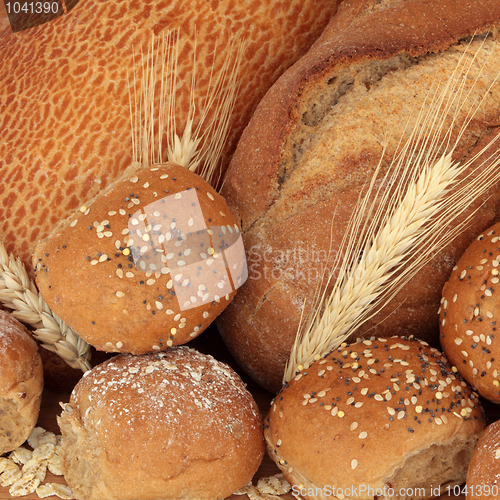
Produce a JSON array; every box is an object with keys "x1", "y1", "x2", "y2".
[
  {"x1": 0, "y1": 0, "x2": 340, "y2": 271},
  {"x1": 265, "y1": 336, "x2": 485, "y2": 500},
  {"x1": 217, "y1": 0, "x2": 500, "y2": 393},
  {"x1": 33, "y1": 162, "x2": 242, "y2": 354},
  {"x1": 440, "y1": 221, "x2": 500, "y2": 403},
  {"x1": 0, "y1": 310, "x2": 43, "y2": 454},
  {"x1": 0, "y1": 2, "x2": 9, "y2": 35},
  {"x1": 58, "y1": 346, "x2": 264, "y2": 500},
  {"x1": 466, "y1": 418, "x2": 500, "y2": 500}
]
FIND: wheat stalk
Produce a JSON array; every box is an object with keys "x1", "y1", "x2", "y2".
[
  {"x1": 130, "y1": 30, "x2": 245, "y2": 187},
  {"x1": 284, "y1": 38, "x2": 500, "y2": 382},
  {"x1": 0, "y1": 243, "x2": 91, "y2": 372}
]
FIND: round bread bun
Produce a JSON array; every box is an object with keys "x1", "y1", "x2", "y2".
[
  {"x1": 33, "y1": 162, "x2": 246, "y2": 354},
  {"x1": 265, "y1": 336, "x2": 485, "y2": 500},
  {"x1": 58, "y1": 346, "x2": 264, "y2": 500},
  {"x1": 0, "y1": 310, "x2": 43, "y2": 454},
  {"x1": 466, "y1": 418, "x2": 500, "y2": 500},
  {"x1": 439, "y1": 221, "x2": 500, "y2": 403}
]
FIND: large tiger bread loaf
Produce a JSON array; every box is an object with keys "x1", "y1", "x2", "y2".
[
  {"x1": 0, "y1": 0, "x2": 341, "y2": 271},
  {"x1": 218, "y1": 0, "x2": 500, "y2": 392}
]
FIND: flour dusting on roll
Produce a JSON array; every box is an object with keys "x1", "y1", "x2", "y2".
[
  {"x1": 58, "y1": 346, "x2": 264, "y2": 500},
  {"x1": 0, "y1": 310, "x2": 43, "y2": 454},
  {"x1": 34, "y1": 162, "x2": 246, "y2": 354},
  {"x1": 265, "y1": 336, "x2": 485, "y2": 500}
]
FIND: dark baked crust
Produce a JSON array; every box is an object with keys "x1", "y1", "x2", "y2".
[
  {"x1": 34, "y1": 163, "x2": 242, "y2": 354},
  {"x1": 440, "y1": 221, "x2": 500, "y2": 403},
  {"x1": 218, "y1": 0, "x2": 500, "y2": 393},
  {"x1": 58, "y1": 347, "x2": 264, "y2": 500}
]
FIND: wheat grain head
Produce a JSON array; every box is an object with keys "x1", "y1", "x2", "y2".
[
  {"x1": 285, "y1": 37, "x2": 500, "y2": 383},
  {"x1": 129, "y1": 30, "x2": 245, "y2": 187}
]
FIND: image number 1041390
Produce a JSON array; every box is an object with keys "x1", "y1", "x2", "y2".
[{"x1": 2, "y1": 0, "x2": 79, "y2": 33}]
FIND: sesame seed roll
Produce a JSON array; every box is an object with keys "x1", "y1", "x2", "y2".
[
  {"x1": 440, "y1": 221, "x2": 500, "y2": 403},
  {"x1": 265, "y1": 336, "x2": 485, "y2": 500},
  {"x1": 33, "y1": 162, "x2": 245, "y2": 354}
]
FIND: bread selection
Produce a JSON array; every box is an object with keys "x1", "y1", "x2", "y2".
[
  {"x1": 33, "y1": 162, "x2": 245, "y2": 354},
  {"x1": 466, "y1": 418, "x2": 500, "y2": 500},
  {"x1": 439, "y1": 221, "x2": 500, "y2": 403},
  {"x1": 0, "y1": 309, "x2": 43, "y2": 455},
  {"x1": 218, "y1": 0, "x2": 500, "y2": 393},
  {"x1": 265, "y1": 336, "x2": 485, "y2": 500},
  {"x1": 58, "y1": 346, "x2": 264, "y2": 500},
  {"x1": 0, "y1": 0, "x2": 341, "y2": 272}
]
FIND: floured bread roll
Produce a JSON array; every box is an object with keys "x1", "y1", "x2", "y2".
[
  {"x1": 466, "y1": 418, "x2": 500, "y2": 500},
  {"x1": 265, "y1": 336, "x2": 485, "y2": 500},
  {"x1": 440, "y1": 221, "x2": 500, "y2": 403},
  {"x1": 34, "y1": 163, "x2": 246, "y2": 354},
  {"x1": 0, "y1": 310, "x2": 43, "y2": 454},
  {"x1": 58, "y1": 346, "x2": 264, "y2": 500}
]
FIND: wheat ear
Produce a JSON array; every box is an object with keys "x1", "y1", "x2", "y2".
[
  {"x1": 129, "y1": 30, "x2": 245, "y2": 187},
  {"x1": 0, "y1": 243, "x2": 91, "y2": 372},
  {"x1": 285, "y1": 39, "x2": 500, "y2": 382}
]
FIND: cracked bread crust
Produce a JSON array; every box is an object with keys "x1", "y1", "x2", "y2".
[
  {"x1": 58, "y1": 347, "x2": 264, "y2": 500},
  {"x1": 218, "y1": 0, "x2": 500, "y2": 393}
]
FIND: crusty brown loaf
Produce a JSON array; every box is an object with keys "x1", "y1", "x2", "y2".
[
  {"x1": 218, "y1": 0, "x2": 500, "y2": 393},
  {"x1": 440, "y1": 221, "x2": 500, "y2": 403},
  {"x1": 0, "y1": 310, "x2": 43, "y2": 454},
  {"x1": 265, "y1": 336, "x2": 485, "y2": 500},
  {"x1": 33, "y1": 162, "x2": 241, "y2": 354},
  {"x1": 0, "y1": 0, "x2": 341, "y2": 272},
  {"x1": 466, "y1": 418, "x2": 500, "y2": 500},
  {"x1": 58, "y1": 347, "x2": 264, "y2": 500}
]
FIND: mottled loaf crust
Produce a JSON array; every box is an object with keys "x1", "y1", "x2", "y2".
[
  {"x1": 58, "y1": 347, "x2": 264, "y2": 500},
  {"x1": 34, "y1": 162, "x2": 243, "y2": 354},
  {"x1": 0, "y1": 0, "x2": 341, "y2": 271},
  {"x1": 265, "y1": 336, "x2": 485, "y2": 500},
  {"x1": 218, "y1": 0, "x2": 500, "y2": 392},
  {"x1": 439, "y1": 221, "x2": 500, "y2": 403},
  {"x1": 0, "y1": 310, "x2": 43, "y2": 454}
]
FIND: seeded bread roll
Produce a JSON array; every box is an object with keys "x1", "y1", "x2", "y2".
[
  {"x1": 58, "y1": 346, "x2": 264, "y2": 500},
  {"x1": 439, "y1": 221, "x2": 500, "y2": 403},
  {"x1": 0, "y1": 310, "x2": 43, "y2": 454},
  {"x1": 265, "y1": 336, "x2": 485, "y2": 500},
  {"x1": 217, "y1": 0, "x2": 500, "y2": 393},
  {"x1": 33, "y1": 162, "x2": 245, "y2": 354},
  {"x1": 466, "y1": 418, "x2": 500, "y2": 500}
]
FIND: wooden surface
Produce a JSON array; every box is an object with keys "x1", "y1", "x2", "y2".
[{"x1": 0, "y1": 326, "x2": 485, "y2": 500}]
